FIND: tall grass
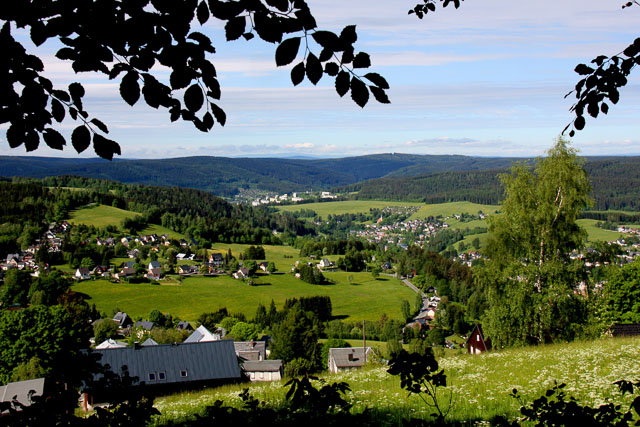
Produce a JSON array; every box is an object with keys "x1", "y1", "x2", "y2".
[{"x1": 150, "y1": 337, "x2": 640, "y2": 425}]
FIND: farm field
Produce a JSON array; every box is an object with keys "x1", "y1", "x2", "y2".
[
  {"x1": 577, "y1": 219, "x2": 623, "y2": 242},
  {"x1": 73, "y1": 271, "x2": 416, "y2": 323},
  {"x1": 68, "y1": 204, "x2": 141, "y2": 228},
  {"x1": 276, "y1": 200, "x2": 423, "y2": 217},
  {"x1": 409, "y1": 201, "x2": 500, "y2": 221},
  {"x1": 151, "y1": 336, "x2": 640, "y2": 425},
  {"x1": 141, "y1": 224, "x2": 186, "y2": 240}
]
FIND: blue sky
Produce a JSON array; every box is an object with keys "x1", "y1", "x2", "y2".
[{"x1": 2, "y1": 0, "x2": 639, "y2": 159}]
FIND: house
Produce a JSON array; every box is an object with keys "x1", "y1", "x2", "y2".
[
  {"x1": 0, "y1": 378, "x2": 45, "y2": 412},
  {"x1": 115, "y1": 267, "x2": 135, "y2": 279},
  {"x1": 148, "y1": 260, "x2": 161, "y2": 270},
  {"x1": 92, "y1": 265, "x2": 111, "y2": 277},
  {"x1": 259, "y1": 261, "x2": 270, "y2": 272},
  {"x1": 328, "y1": 347, "x2": 372, "y2": 373},
  {"x1": 209, "y1": 253, "x2": 224, "y2": 266},
  {"x1": 178, "y1": 264, "x2": 198, "y2": 275},
  {"x1": 242, "y1": 360, "x2": 283, "y2": 382},
  {"x1": 75, "y1": 268, "x2": 91, "y2": 280},
  {"x1": 141, "y1": 338, "x2": 159, "y2": 346},
  {"x1": 233, "y1": 341, "x2": 267, "y2": 361},
  {"x1": 467, "y1": 324, "x2": 491, "y2": 354},
  {"x1": 176, "y1": 321, "x2": 193, "y2": 331},
  {"x1": 95, "y1": 339, "x2": 127, "y2": 349},
  {"x1": 318, "y1": 259, "x2": 334, "y2": 268},
  {"x1": 112, "y1": 312, "x2": 133, "y2": 329},
  {"x1": 135, "y1": 321, "x2": 155, "y2": 331},
  {"x1": 232, "y1": 268, "x2": 249, "y2": 279},
  {"x1": 606, "y1": 323, "x2": 640, "y2": 337},
  {"x1": 146, "y1": 267, "x2": 162, "y2": 280},
  {"x1": 85, "y1": 340, "x2": 242, "y2": 410},
  {"x1": 183, "y1": 325, "x2": 221, "y2": 343}
]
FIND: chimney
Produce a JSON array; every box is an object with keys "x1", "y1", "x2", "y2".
[{"x1": 348, "y1": 353, "x2": 353, "y2": 361}]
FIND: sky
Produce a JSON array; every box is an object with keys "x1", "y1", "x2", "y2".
[{"x1": 2, "y1": 0, "x2": 639, "y2": 159}]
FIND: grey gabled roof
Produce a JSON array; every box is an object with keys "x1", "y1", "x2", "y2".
[
  {"x1": 242, "y1": 360, "x2": 282, "y2": 372},
  {"x1": 135, "y1": 321, "x2": 154, "y2": 331},
  {"x1": 329, "y1": 347, "x2": 372, "y2": 368},
  {"x1": 141, "y1": 338, "x2": 159, "y2": 346},
  {"x1": 234, "y1": 341, "x2": 266, "y2": 361},
  {"x1": 0, "y1": 378, "x2": 45, "y2": 406},
  {"x1": 93, "y1": 340, "x2": 241, "y2": 385}
]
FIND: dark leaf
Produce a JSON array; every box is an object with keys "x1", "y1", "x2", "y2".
[
  {"x1": 591, "y1": 55, "x2": 608, "y2": 66},
  {"x1": 203, "y1": 112, "x2": 214, "y2": 130},
  {"x1": 210, "y1": 103, "x2": 226, "y2": 126},
  {"x1": 335, "y1": 70, "x2": 350, "y2": 97},
  {"x1": 319, "y1": 48, "x2": 333, "y2": 62},
  {"x1": 291, "y1": 61, "x2": 305, "y2": 86},
  {"x1": 601, "y1": 102, "x2": 609, "y2": 114},
  {"x1": 266, "y1": 0, "x2": 289, "y2": 12},
  {"x1": 574, "y1": 115, "x2": 585, "y2": 131},
  {"x1": 254, "y1": 12, "x2": 283, "y2": 43},
  {"x1": 205, "y1": 76, "x2": 221, "y2": 100},
  {"x1": 51, "y1": 99, "x2": 65, "y2": 122},
  {"x1": 71, "y1": 125, "x2": 91, "y2": 153},
  {"x1": 68, "y1": 82, "x2": 85, "y2": 100},
  {"x1": 364, "y1": 72, "x2": 389, "y2": 89},
  {"x1": 350, "y1": 77, "x2": 368, "y2": 107},
  {"x1": 69, "y1": 107, "x2": 78, "y2": 120},
  {"x1": 6, "y1": 125, "x2": 23, "y2": 148},
  {"x1": 170, "y1": 68, "x2": 193, "y2": 90},
  {"x1": 341, "y1": 48, "x2": 354, "y2": 64},
  {"x1": 197, "y1": 1, "x2": 210, "y2": 25},
  {"x1": 56, "y1": 48, "x2": 76, "y2": 61},
  {"x1": 587, "y1": 101, "x2": 599, "y2": 118},
  {"x1": 574, "y1": 63, "x2": 594, "y2": 75},
  {"x1": 370, "y1": 86, "x2": 390, "y2": 104},
  {"x1": 170, "y1": 107, "x2": 181, "y2": 122},
  {"x1": 184, "y1": 84, "x2": 204, "y2": 112},
  {"x1": 305, "y1": 53, "x2": 323, "y2": 85},
  {"x1": 30, "y1": 21, "x2": 47, "y2": 46},
  {"x1": 275, "y1": 37, "x2": 301, "y2": 66},
  {"x1": 312, "y1": 31, "x2": 339, "y2": 49},
  {"x1": 225, "y1": 16, "x2": 246, "y2": 41},
  {"x1": 43, "y1": 128, "x2": 66, "y2": 150},
  {"x1": 242, "y1": 32, "x2": 254, "y2": 41},
  {"x1": 90, "y1": 118, "x2": 109, "y2": 134},
  {"x1": 52, "y1": 90, "x2": 70, "y2": 103},
  {"x1": 324, "y1": 62, "x2": 339, "y2": 76},
  {"x1": 120, "y1": 71, "x2": 141, "y2": 106},
  {"x1": 352, "y1": 52, "x2": 371, "y2": 69},
  {"x1": 24, "y1": 131, "x2": 39, "y2": 152},
  {"x1": 339, "y1": 25, "x2": 357, "y2": 46},
  {"x1": 93, "y1": 134, "x2": 121, "y2": 161}
]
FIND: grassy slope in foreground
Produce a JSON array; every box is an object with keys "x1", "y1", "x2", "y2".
[
  {"x1": 152, "y1": 336, "x2": 640, "y2": 425},
  {"x1": 73, "y1": 272, "x2": 416, "y2": 323},
  {"x1": 277, "y1": 200, "x2": 423, "y2": 217}
]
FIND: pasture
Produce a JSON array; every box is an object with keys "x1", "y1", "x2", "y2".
[
  {"x1": 151, "y1": 336, "x2": 640, "y2": 425},
  {"x1": 409, "y1": 201, "x2": 500, "y2": 221},
  {"x1": 276, "y1": 200, "x2": 423, "y2": 217},
  {"x1": 73, "y1": 271, "x2": 416, "y2": 323},
  {"x1": 68, "y1": 204, "x2": 141, "y2": 228}
]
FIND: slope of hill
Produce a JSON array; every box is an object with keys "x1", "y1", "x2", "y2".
[{"x1": 0, "y1": 154, "x2": 519, "y2": 197}]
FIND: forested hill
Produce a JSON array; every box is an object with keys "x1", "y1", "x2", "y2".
[
  {"x1": 0, "y1": 154, "x2": 520, "y2": 197},
  {"x1": 343, "y1": 156, "x2": 640, "y2": 211}
]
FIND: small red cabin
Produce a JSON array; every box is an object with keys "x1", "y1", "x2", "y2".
[{"x1": 466, "y1": 324, "x2": 491, "y2": 354}]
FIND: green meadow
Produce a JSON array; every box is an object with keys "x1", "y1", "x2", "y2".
[
  {"x1": 577, "y1": 219, "x2": 623, "y2": 242},
  {"x1": 73, "y1": 271, "x2": 416, "y2": 323},
  {"x1": 276, "y1": 200, "x2": 423, "y2": 217},
  {"x1": 69, "y1": 204, "x2": 141, "y2": 228},
  {"x1": 151, "y1": 337, "x2": 640, "y2": 425},
  {"x1": 409, "y1": 201, "x2": 500, "y2": 221}
]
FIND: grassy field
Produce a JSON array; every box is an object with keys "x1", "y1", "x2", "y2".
[
  {"x1": 73, "y1": 270, "x2": 416, "y2": 323},
  {"x1": 150, "y1": 336, "x2": 640, "y2": 425},
  {"x1": 410, "y1": 201, "x2": 500, "y2": 220},
  {"x1": 276, "y1": 200, "x2": 423, "y2": 217},
  {"x1": 69, "y1": 204, "x2": 141, "y2": 228},
  {"x1": 577, "y1": 219, "x2": 623, "y2": 242},
  {"x1": 141, "y1": 224, "x2": 186, "y2": 240}
]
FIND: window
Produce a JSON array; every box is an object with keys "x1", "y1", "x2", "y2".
[
  {"x1": 476, "y1": 334, "x2": 480, "y2": 342},
  {"x1": 180, "y1": 370, "x2": 188, "y2": 378},
  {"x1": 158, "y1": 371, "x2": 166, "y2": 380},
  {"x1": 148, "y1": 373, "x2": 156, "y2": 381}
]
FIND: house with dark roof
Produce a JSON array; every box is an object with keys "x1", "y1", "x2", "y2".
[
  {"x1": 328, "y1": 347, "x2": 372, "y2": 373},
  {"x1": 242, "y1": 360, "x2": 283, "y2": 382},
  {"x1": 135, "y1": 321, "x2": 155, "y2": 331},
  {"x1": 467, "y1": 324, "x2": 491, "y2": 354},
  {"x1": 112, "y1": 312, "x2": 133, "y2": 329},
  {"x1": 85, "y1": 340, "x2": 242, "y2": 409},
  {"x1": 176, "y1": 321, "x2": 193, "y2": 331},
  {"x1": 233, "y1": 341, "x2": 266, "y2": 361},
  {"x1": 209, "y1": 253, "x2": 224, "y2": 266}
]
